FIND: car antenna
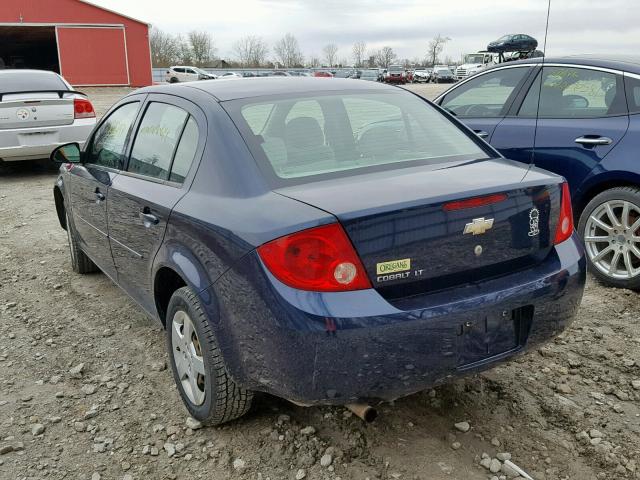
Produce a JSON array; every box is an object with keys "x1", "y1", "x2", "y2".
[{"x1": 531, "y1": 0, "x2": 552, "y2": 165}]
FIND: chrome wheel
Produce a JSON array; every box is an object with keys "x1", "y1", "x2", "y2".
[
  {"x1": 171, "y1": 310, "x2": 206, "y2": 405},
  {"x1": 584, "y1": 200, "x2": 640, "y2": 280}
]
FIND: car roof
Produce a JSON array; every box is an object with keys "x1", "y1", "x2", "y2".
[
  {"x1": 0, "y1": 69, "x2": 61, "y2": 77},
  {"x1": 491, "y1": 55, "x2": 640, "y2": 75},
  {"x1": 139, "y1": 77, "x2": 394, "y2": 102}
]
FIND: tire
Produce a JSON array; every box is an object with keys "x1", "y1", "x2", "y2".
[
  {"x1": 65, "y1": 210, "x2": 98, "y2": 274},
  {"x1": 166, "y1": 286, "x2": 253, "y2": 425},
  {"x1": 169, "y1": 77, "x2": 179, "y2": 84},
  {"x1": 577, "y1": 186, "x2": 640, "y2": 290}
]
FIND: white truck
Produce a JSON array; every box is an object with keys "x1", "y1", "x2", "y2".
[{"x1": 454, "y1": 52, "x2": 497, "y2": 81}]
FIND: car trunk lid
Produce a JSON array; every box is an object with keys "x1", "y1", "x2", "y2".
[
  {"x1": 275, "y1": 159, "x2": 562, "y2": 299},
  {"x1": 0, "y1": 92, "x2": 75, "y2": 130}
]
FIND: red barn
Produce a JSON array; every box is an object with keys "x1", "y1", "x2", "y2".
[{"x1": 0, "y1": 0, "x2": 152, "y2": 86}]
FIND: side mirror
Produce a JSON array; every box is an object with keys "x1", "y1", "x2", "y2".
[{"x1": 51, "y1": 142, "x2": 82, "y2": 164}]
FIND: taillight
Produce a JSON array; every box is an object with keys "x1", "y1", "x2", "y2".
[
  {"x1": 257, "y1": 223, "x2": 372, "y2": 292},
  {"x1": 74, "y1": 98, "x2": 95, "y2": 119},
  {"x1": 554, "y1": 182, "x2": 574, "y2": 244}
]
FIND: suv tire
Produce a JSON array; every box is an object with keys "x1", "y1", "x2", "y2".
[
  {"x1": 578, "y1": 186, "x2": 640, "y2": 290},
  {"x1": 166, "y1": 286, "x2": 253, "y2": 425}
]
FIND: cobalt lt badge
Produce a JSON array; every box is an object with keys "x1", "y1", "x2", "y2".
[{"x1": 528, "y1": 207, "x2": 540, "y2": 237}]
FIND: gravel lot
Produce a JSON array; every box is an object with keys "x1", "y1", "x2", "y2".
[{"x1": 0, "y1": 83, "x2": 639, "y2": 480}]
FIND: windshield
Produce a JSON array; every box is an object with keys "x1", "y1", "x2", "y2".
[
  {"x1": 388, "y1": 65, "x2": 403, "y2": 72},
  {"x1": 497, "y1": 35, "x2": 512, "y2": 41},
  {"x1": 464, "y1": 54, "x2": 485, "y2": 64},
  {"x1": 225, "y1": 91, "x2": 488, "y2": 185},
  {"x1": 435, "y1": 68, "x2": 451, "y2": 74},
  {"x1": 194, "y1": 68, "x2": 209, "y2": 75}
]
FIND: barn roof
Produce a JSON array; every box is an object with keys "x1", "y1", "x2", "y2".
[{"x1": 76, "y1": 0, "x2": 150, "y2": 26}]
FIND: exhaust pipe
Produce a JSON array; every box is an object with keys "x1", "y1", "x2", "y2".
[{"x1": 346, "y1": 403, "x2": 378, "y2": 423}]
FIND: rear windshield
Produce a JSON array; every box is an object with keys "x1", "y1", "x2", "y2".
[
  {"x1": 225, "y1": 90, "x2": 489, "y2": 185},
  {"x1": 0, "y1": 71, "x2": 68, "y2": 93}
]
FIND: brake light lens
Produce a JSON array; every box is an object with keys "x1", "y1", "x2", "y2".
[
  {"x1": 443, "y1": 193, "x2": 508, "y2": 211},
  {"x1": 257, "y1": 223, "x2": 372, "y2": 292},
  {"x1": 554, "y1": 182, "x2": 574, "y2": 244},
  {"x1": 74, "y1": 98, "x2": 95, "y2": 119}
]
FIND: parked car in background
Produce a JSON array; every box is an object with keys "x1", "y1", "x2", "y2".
[
  {"x1": 313, "y1": 70, "x2": 333, "y2": 78},
  {"x1": 436, "y1": 55, "x2": 640, "y2": 289},
  {"x1": 0, "y1": 69, "x2": 95, "y2": 162},
  {"x1": 413, "y1": 69, "x2": 431, "y2": 83},
  {"x1": 220, "y1": 72, "x2": 243, "y2": 79},
  {"x1": 487, "y1": 34, "x2": 538, "y2": 53},
  {"x1": 271, "y1": 71, "x2": 292, "y2": 77},
  {"x1": 431, "y1": 66, "x2": 455, "y2": 83},
  {"x1": 360, "y1": 69, "x2": 380, "y2": 82},
  {"x1": 384, "y1": 64, "x2": 407, "y2": 84},
  {"x1": 165, "y1": 66, "x2": 216, "y2": 83},
  {"x1": 51, "y1": 77, "x2": 585, "y2": 425}
]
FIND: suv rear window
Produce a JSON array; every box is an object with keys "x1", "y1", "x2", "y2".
[
  {"x1": 0, "y1": 71, "x2": 68, "y2": 92},
  {"x1": 226, "y1": 91, "x2": 489, "y2": 185}
]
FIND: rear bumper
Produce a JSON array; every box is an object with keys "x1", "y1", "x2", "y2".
[
  {"x1": 385, "y1": 77, "x2": 406, "y2": 83},
  {"x1": 0, "y1": 120, "x2": 94, "y2": 161},
  {"x1": 205, "y1": 234, "x2": 585, "y2": 405}
]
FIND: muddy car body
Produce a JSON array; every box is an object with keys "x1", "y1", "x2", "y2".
[{"x1": 52, "y1": 77, "x2": 586, "y2": 424}]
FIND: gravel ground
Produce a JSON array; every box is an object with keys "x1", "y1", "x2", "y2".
[{"x1": 0, "y1": 83, "x2": 639, "y2": 480}]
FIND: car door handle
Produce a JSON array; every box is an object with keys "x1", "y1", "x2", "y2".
[
  {"x1": 474, "y1": 130, "x2": 489, "y2": 139},
  {"x1": 139, "y1": 211, "x2": 159, "y2": 227},
  {"x1": 94, "y1": 189, "x2": 105, "y2": 202},
  {"x1": 575, "y1": 136, "x2": 613, "y2": 146}
]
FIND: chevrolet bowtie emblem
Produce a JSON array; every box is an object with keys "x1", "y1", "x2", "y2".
[{"x1": 463, "y1": 217, "x2": 494, "y2": 235}]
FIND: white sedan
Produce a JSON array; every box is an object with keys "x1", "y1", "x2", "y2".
[{"x1": 0, "y1": 70, "x2": 96, "y2": 162}]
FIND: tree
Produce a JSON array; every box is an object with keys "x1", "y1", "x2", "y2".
[
  {"x1": 352, "y1": 41, "x2": 367, "y2": 68},
  {"x1": 273, "y1": 33, "x2": 304, "y2": 67},
  {"x1": 188, "y1": 30, "x2": 216, "y2": 66},
  {"x1": 176, "y1": 34, "x2": 193, "y2": 64},
  {"x1": 427, "y1": 34, "x2": 451, "y2": 67},
  {"x1": 149, "y1": 28, "x2": 180, "y2": 67},
  {"x1": 232, "y1": 35, "x2": 269, "y2": 67},
  {"x1": 308, "y1": 55, "x2": 321, "y2": 68},
  {"x1": 374, "y1": 46, "x2": 396, "y2": 68},
  {"x1": 323, "y1": 43, "x2": 338, "y2": 68}
]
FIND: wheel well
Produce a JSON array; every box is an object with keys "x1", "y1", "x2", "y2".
[
  {"x1": 576, "y1": 180, "x2": 639, "y2": 217},
  {"x1": 53, "y1": 186, "x2": 66, "y2": 230},
  {"x1": 154, "y1": 267, "x2": 187, "y2": 326}
]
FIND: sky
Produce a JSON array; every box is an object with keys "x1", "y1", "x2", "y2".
[{"x1": 90, "y1": 0, "x2": 640, "y2": 63}]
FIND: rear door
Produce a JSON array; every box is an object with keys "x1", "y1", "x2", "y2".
[
  {"x1": 497, "y1": 65, "x2": 629, "y2": 194},
  {"x1": 437, "y1": 65, "x2": 534, "y2": 141},
  {"x1": 66, "y1": 99, "x2": 143, "y2": 278},
  {"x1": 107, "y1": 94, "x2": 205, "y2": 313}
]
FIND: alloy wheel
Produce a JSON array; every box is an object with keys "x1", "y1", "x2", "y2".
[
  {"x1": 584, "y1": 200, "x2": 640, "y2": 280},
  {"x1": 171, "y1": 310, "x2": 206, "y2": 405}
]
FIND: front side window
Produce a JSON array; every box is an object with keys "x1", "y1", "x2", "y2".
[
  {"x1": 624, "y1": 75, "x2": 640, "y2": 114},
  {"x1": 128, "y1": 102, "x2": 189, "y2": 180},
  {"x1": 86, "y1": 102, "x2": 140, "y2": 169},
  {"x1": 230, "y1": 91, "x2": 488, "y2": 183},
  {"x1": 519, "y1": 67, "x2": 625, "y2": 118},
  {"x1": 440, "y1": 67, "x2": 530, "y2": 118}
]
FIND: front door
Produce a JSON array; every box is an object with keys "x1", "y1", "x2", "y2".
[
  {"x1": 437, "y1": 65, "x2": 534, "y2": 142},
  {"x1": 107, "y1": 96, "x2": 203, "y2": 313},
  {"x1": 66, "y1": 100, "x2": 142, "y2": 277}
]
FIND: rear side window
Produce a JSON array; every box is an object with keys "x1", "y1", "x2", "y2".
[
  {"x1": 624, "y1": 75, "x2": 640, "y2": 114},
  {"x1": 440, "y1": 67, "x2": 530, "y2": 118},
  {"x1": 519, "y1": 67, "x2": 626, "y2": 118},
  {"x1": 231, "y1": 91, "x2": 488, "y2": 183},
  {"x1": 0, "y1": 71, "x2": 68, "y2": 92},
  {"x1": 128, "y1": 102, "x2": 189, "y2": 180},
  {"x1": 169, "y1": 117, "x2": 199, "y2": 183}
]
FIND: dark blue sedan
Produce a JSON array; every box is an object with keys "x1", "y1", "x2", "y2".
[
  {"x1": 51, "y1": 78, "x2": 585, "y2": 424},
  {"x1": 436, "y1": 56, "x2": 640, "y2": 290}
]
